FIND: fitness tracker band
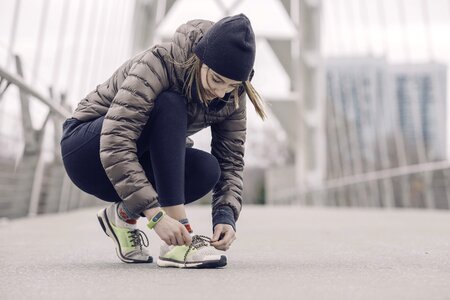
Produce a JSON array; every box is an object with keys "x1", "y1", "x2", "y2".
[{"x1": 147, "y1": 210, "x2": 166, "y2": 230}]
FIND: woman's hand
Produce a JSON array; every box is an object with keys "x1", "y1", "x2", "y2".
[
  {"x1": 153, "y1": 214, "x2": 192, "y2": 246},
  {"x1": 210, "y1": 224, "x2": 236, "y2": 251}
]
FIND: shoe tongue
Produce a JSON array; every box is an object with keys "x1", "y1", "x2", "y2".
[
  {"x1": 116, "y1": 205, "x2": 137, "y2": 228},
  {"x1": 192, "y1": 236, "x2": 210, "y2": 249}
]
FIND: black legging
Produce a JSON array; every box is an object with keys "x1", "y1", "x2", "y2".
[{"x1": 60, "y1": 91, "x2": 221, "y2": 217}]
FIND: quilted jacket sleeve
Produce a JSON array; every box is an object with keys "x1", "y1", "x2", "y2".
[
  {"x1": 210, "y1": 94, "x2": 247, "y2": 231},
  {"x1": 99, "y1": 46, "x2": 170, "y2": 213}
]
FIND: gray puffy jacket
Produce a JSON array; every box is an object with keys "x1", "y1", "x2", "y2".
[{"x1": 71, "y1": 19, "x2": 247, "y2": 227}]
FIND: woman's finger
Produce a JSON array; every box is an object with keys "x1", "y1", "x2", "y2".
[
  {"x1": 223, "y1": 228, "x2": 235, "y2": 241},
  {"x1": 183, "y1": 230, "x2": 192, "y2": 245},
  {"x1": 169, "y1": 235, "x2": 177, "y2": 246},
  {"x1": 175, "y1": 232, "x2": 185, "y2": 245},
  {"x1": 211, "y1": 226, "x2": 223, "y2": 242},
  {"x1": 211, "y1": 228, "x2": 233, "y2": 247},
  {"x1": 226, "y1": 235, "x2": 237, "y2": 248},
  {"x1": 211, "y1": 239, "x2": 226, "y2": 248}
]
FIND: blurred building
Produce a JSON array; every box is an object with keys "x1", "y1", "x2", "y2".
[
  {"x1": 325, "y1": 57, "x2": 388, "y2": 179},
  {"x1": 325, "y1": 58, "x2": 447, "y2": 180},
  {"x1": 389, "y1": 63, "x2": 447, "y2": 163},
  {"x1": 267, "y1": 56, "x2": 449, "y2": 209},
  {"x1": 314, "y1": 57, "x2": 449, "y2": 209}
]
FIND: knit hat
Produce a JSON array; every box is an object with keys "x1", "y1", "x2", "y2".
[{"x1": 194, "y1": 13, "x2": 256, "y2": 82}]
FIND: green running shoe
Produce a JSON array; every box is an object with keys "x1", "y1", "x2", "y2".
[
  {"x1": 157, "y1": 235, "x2": 227, "y2": 268},
  {"x1": 97, "y1": 202, "x2": 153, "y2": 263}
]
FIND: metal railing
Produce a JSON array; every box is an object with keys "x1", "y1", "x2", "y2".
[{"x1": 0, "y1": 0, "x2": 140, "y2": 218}]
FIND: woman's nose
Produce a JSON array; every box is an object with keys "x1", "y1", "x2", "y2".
[{"x1": 214, "y1": 88, "x2": 227, "y2": 99}]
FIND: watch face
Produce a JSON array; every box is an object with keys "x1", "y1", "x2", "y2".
[{"x1": 152, "y1": 211, "x2": 163, "y2": 222}]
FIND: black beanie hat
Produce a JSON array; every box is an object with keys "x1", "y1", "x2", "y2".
[{"x1": 194, "y1": 13, "x2": 256, "y2": 82}]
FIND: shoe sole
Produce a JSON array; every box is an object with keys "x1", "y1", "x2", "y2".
[
  {"x1": 156, "y1": 255, "x2": 227, "y2": 269},
  {"x1": 97, "y1": 208, "x2": 153, "y2": 264}
]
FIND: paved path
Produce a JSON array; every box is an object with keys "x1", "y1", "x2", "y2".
[{"x1": 1, "y1": 205, "x2": 449, "y2": 300}]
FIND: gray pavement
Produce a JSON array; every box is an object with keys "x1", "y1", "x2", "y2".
[{"x1": 0, "y1": 205, "x2": 449, "y2": 300}]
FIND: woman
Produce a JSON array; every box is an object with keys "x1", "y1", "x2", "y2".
[{"x1": 60, "y1": 13, "x2": 266, "y2": 269}]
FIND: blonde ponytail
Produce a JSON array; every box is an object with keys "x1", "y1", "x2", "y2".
[{"x1": 244, "y1": 81, "x2": 267, "y2": 120}]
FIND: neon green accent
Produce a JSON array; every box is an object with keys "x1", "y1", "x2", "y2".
[
  {"x1": 147, "y1": 210, "x2": 166, "y2": 230},
  {"x1": 111, "y1": 223, "x2": 136, "y2": 253},
  {"x1": 161, "y1": 245, "x2": 198, "y2": 262}
]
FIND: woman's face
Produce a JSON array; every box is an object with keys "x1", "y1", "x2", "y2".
[{"x1": 200, "y1": 64, "x2": 241, "y2": 100}]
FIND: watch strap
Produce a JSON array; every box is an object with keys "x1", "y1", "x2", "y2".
[{"x1": 147, "y1": 210, "x2": 166, "y2": 230}]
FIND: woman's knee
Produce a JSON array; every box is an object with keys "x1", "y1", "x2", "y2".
[
  {"x1": 155, "y1": 91, "x2": 187, "y2": 115},
  {"x1": 138, "y1": 91, "x2": 187, "y2": 151},
  {"x1": 187, "y1": 149, "x2": 221, "y2": 188},
  {"x1": 204, "y1": 154, "x2": 221, "y2": 186},
  {"x1": 184, "y1": 151, "x2": 221, "y2": 204}
]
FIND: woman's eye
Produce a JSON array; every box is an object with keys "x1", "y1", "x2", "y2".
[{"x1": 212, "y1": 77, "x2": 221, "y2": 83}]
